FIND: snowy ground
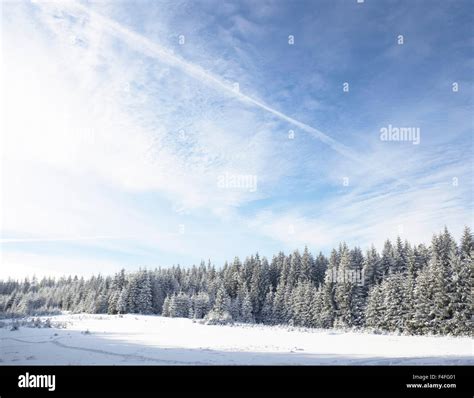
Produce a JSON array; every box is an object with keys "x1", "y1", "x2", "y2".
[{"x1": 0, "y1": 314, "x2": 472, "y2": 365}]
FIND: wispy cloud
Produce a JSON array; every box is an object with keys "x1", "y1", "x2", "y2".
[
  {"x1": 0, "y1": 236, "x2": 118, "y2": 243},
  {"x1": 46, "y1": 0, "x2": 410, "y2": 188},
  {"x1": 1, "y1": 0, "x2": 472, "y2": 278}
]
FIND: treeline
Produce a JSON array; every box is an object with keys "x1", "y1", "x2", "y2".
[{"x1": 0, "y1": 227, "x2": 472, "y2": 336}]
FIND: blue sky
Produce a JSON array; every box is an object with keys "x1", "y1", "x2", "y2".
[{"x1": 1, "y1": 0, "x2": 472, "y2": 278}]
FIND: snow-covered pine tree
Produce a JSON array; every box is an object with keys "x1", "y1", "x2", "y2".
[
  {"x1": 192, "y1": 292, "x2": 210, "y2": 319},
  {"x1": 430, "y1": 230, "x2": 457, "y2": 334},
  {"x1": 137, "y1": 271, "x2": 153, "y2": 314},
  {"x1": 272, "y1": 281, "x2": 286, "y2": 325},
  {"x1": 168, "y1": 294, "x2": 177, "y2": 317},
  {"x1": 290, "y1": 282, "x2": 305, "y2": 326},
  {"x1": 169, "y1": 292, "x2": 190, "y2": 318},
  {"x1": 460, "y1": 226, "x2": 474, "y2": 260},
  {"x1": 107, "y1": 289, "x2": 120, "y2": 315},
  {"x1": 446, "y1": 227, "x2": 472, "y2": 335},
  {"x1": 161, "y1": 295, "x2": 171, "y2": 317},
  {"x1": 229, "y1": 296, "x2": 241, "y2": 321},
  {"x1": 301, "y1": 246, "x2": 314, "y2": 283},
  {"x1": 414, "y1": 244, "x2": 430, "y2": 273},
  {"x1": 250, "y1": 256, "x2": 271, "y2": 322},
  {"x1": 73, "y1": 277, "x2": 85, "y2": 311},
  {"x1": 241, "y1": 289, "x2": 254, "y2": 323},
  {"x1": 349, "y1": 247, "x2": 366, "y2": 327},
  {"x1": 314, "y1": 252, "x2": 328, "y2": 287},
  {"x1": 404, "y1": 240, "x2": 416, "y2": 278},
  {"x1": 83, "y1": 289, "x2": 97, "y2": 314},
  {"x1": 362, "y1": 245, "x2": 381, "y2": 287},
  {"x1": 3, "y1": 290, "x2": 17, "y2": 313},
  {"x1": 107, "y1": 269, "x2": 126, "y2": 314},
  {"x1": 151, "y1": 276, "x2": 165, "y2": 314},
  {"x1": 261, "y1": 288, "x2": 274, "y2": 324},
  {"x1": 382, "y1": 273, "x2": 407, "y2": 333},
  {"x1": 351, "y1": 283, "x2": 366, "y2": 327},
  {"x1": 403, "y1": 273, "x2": 417, "y2": 334},
  {"x1": 225, "y1": 257, "x2": 242, "y2": 299},
  {"x1": 127, "y1": 274, "x2": 141, "y2": 314},
  {"x1": 288, "y1": 250, "x2": 301, "y2": 287},
  {"x1": 365, "y1": 284, "x2": 384, "y2": 330},
  {"x1": 334, "y1": 243, "x2": 353, "y2": 328},
  {"x1": 302, "y1": 282, "x2": 314, "y2": 327},
  {"x1": 95, "y1": 286, "x2": 108, "y2": 314},
  {"x1": 381, "y1": 240, "x2": 395, "y2": 276},
  {"x1": 116, "y1": 285, "x2": 129, "y2": 314},
  {"x1": 309, "y1": 286, "x2": 323, "y2": 328},
  {"x1": 320, "y1": 249, "x2": 338, "y2": 328},
  {"x1": 394, "y1": 236, "x2": 408, "y2": 274},
  {"x1": 268, "y1": 254, "x2": 281, "y2": 291},
  {"x1": 412, "y1": 265, "x2": 435, "y2": 335},
  {"x1": 206, "y1": 284, "x2": 232, "y2": 324},
  {"x1": 279, "y1": 255, "x2": 291, "y2": 288},
  {"x1": 291, "y1": 282, "x2": 313, "y2": 327},
  {"x1": 249, "y1": 262, "x2": 261, "y2": 318},
  {"x1": 283, "y1": 283, "x2": 294, "y2": 324}
]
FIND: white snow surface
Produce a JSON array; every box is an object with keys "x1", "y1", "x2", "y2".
[{"x1": 1, "y1": 314, "x2": 472, "y2": 365}]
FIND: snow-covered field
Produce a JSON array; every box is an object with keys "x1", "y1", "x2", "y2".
[{"x1": 1, "y1": 314, "x2": 472, "y2": 365}]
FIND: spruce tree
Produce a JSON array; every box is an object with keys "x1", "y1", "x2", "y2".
[
  {"x1": 447, "y1": 230, "x2": 472, "y2": 335},
  {"x1": 272, "y1": 282, "x2": 287, "y2": 325},
  {"x1": 193, "y1": 292, "x2": 210, "y2": 319},
  {"x1": 127, "y1": 274, "x2": 141, "y2": 314},
  {"x1": 314, "y1": 252, "x2": 328, "y2": 287},
  {"x1": 334, "y1": 243, "x2": 353, "y2": 327},
  {"x1": 229, "y1": 296, "x2": 241, "y2": 321},
  {"x1": 381, "y1": 240, "x2": 395, "y2": 276},
  {"x1": 365, "y1": 284, "x2": 384, "y2": 330},
  {"x1": 460, "y1": 226, "x2": 474, "y2": 260},
  {"x1": 412, "y1": 266, "x2": 435, "y2": 334},
  {"x1": 430, "y1": 230, "x2": 457, "y2": 334},
  {"x1": 213, "y1": 284, "x2": 229, "y2": 317},
  {"x1": 383, "y1": 273, "x2": 407, "y2": 332},
  {"x1": 261, "y1": 289, "x2": 274, "y2": 324},
  {"x1": 320, "y1": 249, "x2": 338, "y2": 328},
  {"x1": 291, "y1": 282, "x2": 305, "y2": 326},
  {"x1": 301, "y1": 246, "x2": 314, "y2": 282},
  {"x1": 161, "y1": 295, "x2": 170, "y2": 316},
  {"x1": 241, "y1": 290, "x2": 254, "y2": 323},
  {"x1": 394, "y1": 236, "x2": 408, "y2": 274},
  {"x1": 310, "y1": 287, "x2": 323, "y2": 328},
  {"x1": 363, "y1": 246, "x2": 380, "y2": 287},
  {"x1": 137, "y1": 272, "x2": 153, "y2": 314}
]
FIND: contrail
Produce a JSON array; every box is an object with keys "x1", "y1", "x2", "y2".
[{"x1": 41, "y1": 0, "x2": 410, "y2": 187}]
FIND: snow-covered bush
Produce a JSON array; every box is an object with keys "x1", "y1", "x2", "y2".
[{"x1": 205, "y1": 310, "x2": 233, "y2": 325}]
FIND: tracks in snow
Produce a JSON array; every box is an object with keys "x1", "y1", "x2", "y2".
[{"x1": 1, "y1": 337, "x2": 209, "y2": 365}]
